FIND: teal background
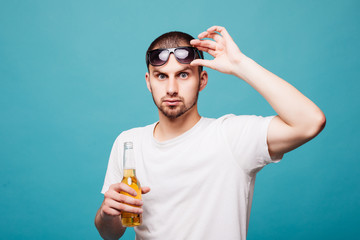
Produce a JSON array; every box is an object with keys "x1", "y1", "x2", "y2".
[{"x1": 0, "y1": 0, "x2": 359, "y2": 239}]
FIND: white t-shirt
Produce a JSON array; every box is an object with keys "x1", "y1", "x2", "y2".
[{"x1": 101, "y1": 114, "x2": 283, "y2": 240}]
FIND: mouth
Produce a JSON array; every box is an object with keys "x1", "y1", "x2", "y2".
[{"x1": 163, "y1": 99, "x2": 182, "y2": 106}]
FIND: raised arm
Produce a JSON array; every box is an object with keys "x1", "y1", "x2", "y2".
[{"x1": 190, "y1": 26, "x2": 326, "y2": 157}]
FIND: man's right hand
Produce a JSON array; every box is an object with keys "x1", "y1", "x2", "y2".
[{"x1": 100, "y1": 183, "x2": 151, "y2": 219}]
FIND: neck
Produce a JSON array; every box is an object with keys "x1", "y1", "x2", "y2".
[{"x1": 154, "y1": 105, "x2": 201, "y2": 142}]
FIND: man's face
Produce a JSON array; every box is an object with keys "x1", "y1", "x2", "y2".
[{"x1": 145, "y1": 50, "x2": 207, "y2": 119}]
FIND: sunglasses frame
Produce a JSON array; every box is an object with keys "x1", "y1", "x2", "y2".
[{"x1": 146, "y1": 46, "x2": 203, "y2": 66}]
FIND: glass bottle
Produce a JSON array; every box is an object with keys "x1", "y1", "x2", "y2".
[{"x1": 120, "y1": 141, "x2": 142, "y2": 227}]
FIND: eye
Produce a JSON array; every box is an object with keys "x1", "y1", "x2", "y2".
[
  {"x1": 157, "y1": 73, "x2": 166, "y2": 80},
  {"x1": 179, "y1": 72, "x2": 189, "y2": 79}
]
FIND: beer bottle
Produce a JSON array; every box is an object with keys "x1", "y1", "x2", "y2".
[{"x1": 120, "y1": 141, "x2": 142, "y2": 227}]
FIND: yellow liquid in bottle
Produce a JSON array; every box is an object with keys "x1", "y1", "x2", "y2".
[{"x1": 120, "y1": 169, "x2": 142, "y2": 227}]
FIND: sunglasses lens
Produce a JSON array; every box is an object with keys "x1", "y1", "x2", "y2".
[
  {"x1": 148, "y1": 47, "x2": 198, "y2": 66},
  {"x1": 175, "y1": 48, "x2": 195, "y2": 64},
  {"x1": 149, "y1": 49, "x2": 169, "y2": 66}
]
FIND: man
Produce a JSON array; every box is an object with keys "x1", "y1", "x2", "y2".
[{"x1": 95, "y1": 26, "x2": 326, "y2": 240}]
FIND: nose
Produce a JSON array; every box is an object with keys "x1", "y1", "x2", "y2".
[{"x1": 166, "y1": 75, "x2": 178, "y2": 96}]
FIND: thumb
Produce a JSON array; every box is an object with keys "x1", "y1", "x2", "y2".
[{"x1": 190, "y1": 59, "x2": 214, "y2": 69}]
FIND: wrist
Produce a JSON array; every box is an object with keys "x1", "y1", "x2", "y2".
[{"x1": 232, "y1": 55, "x2": 256, "y2": 81}]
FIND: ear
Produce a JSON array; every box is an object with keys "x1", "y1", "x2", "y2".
[
  {"x1": 199, "y1": 70, "x2": 208, "y2": 92},
  {"x1": 145, "y1": 72, "x2": 152, "y2": 92}
]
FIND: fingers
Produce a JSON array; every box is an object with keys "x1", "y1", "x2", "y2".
[
  {"x1": 105, "y1": 189, "x2": 143, "y2": 207},
  {"x1": 103, "y1": 198, "x2": 143, "y2": 215},
  {"x1": 190, "y1": 59, "x2": 215, "y2": 69},
  {"x1": 198, "y1": 26, "x2": 229, "y2": 39},
  {"x1": 190, "y1": 39, "x2": 220, "y2": 51},
  {"x1": 195, "y1": 46, "x2": 216, "y2": 57},
  {"x1": 101, "y1": 204, "x2": 121, "y2": 217},
  {"x1": 191, "y1": 39, "x2": 218, "y2": 57},
  {"x1": 102, "y1": 187, "x2": 144, "y2": 218},
  {"x1": 111, "y1": 182, "x2": 137, "y2": 197},
  {"x1": 191, "y1": 26, "x2": 229, "y2": 57},
  {"x1": 141, "y1": 186, "x2": 151, "y2": 194},
  {"x1": 196, "y1": 26, "x2": 231, "y2": 45},
  {"x1": 206, "y1": 25, "x2": 230, "y2": 38},
  {"x1": 198, "y1": 31, "x2": 223, "y2": 42}
]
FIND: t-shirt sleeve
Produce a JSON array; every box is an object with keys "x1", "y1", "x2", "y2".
[
  {"x1": 100, "y1": 134, "x2": 124, "y2": 194},
  {"x1": 221, "y1": 114, "x2": 283, "y2": 175}
]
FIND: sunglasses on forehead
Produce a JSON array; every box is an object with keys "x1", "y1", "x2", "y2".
[{"x1": 146, "y1": 46, "x2": 203, "y2": 66}]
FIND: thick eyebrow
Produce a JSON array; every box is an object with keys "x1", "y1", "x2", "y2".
[{"x1": 152, "y1": 70, "x2": 162, "y2": 75}]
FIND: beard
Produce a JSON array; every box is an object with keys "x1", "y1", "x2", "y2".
[{"x1": 150, "y1": 86, "x2": 200, "y2": 119}]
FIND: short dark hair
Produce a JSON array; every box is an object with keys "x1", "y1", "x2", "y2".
[{"x1": 145, "y1": 31, "x2": 204, "y2": 73}]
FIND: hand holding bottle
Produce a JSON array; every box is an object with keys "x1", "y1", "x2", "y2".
[{"x1": 100, "y1": 183, "x2": 150, "y2": 219}]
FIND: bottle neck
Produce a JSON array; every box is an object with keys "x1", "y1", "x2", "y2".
[
  {"x1": 123, "y1": 169, "x2": 136, "y2": 177},
  {"x1": 123, "y1": 147, "x2": 136, "y2": 170}
]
